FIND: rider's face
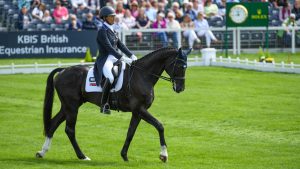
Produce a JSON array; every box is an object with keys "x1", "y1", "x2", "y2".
[{"x1": 106, "y1": 15, "x2": 115, "y2": 25}]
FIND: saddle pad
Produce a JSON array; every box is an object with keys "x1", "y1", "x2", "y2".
[{"x1": 85, "y1": 62, "x2": 126, "y2": 92}]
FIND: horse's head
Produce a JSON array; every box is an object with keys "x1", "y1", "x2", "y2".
[{"x1": 165, "y1": 48, "x2": 192, "y2": 93}]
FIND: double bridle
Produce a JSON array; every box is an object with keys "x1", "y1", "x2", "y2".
[{"x1": 131, "y1": 55, "x2": 186, "y2": 83}]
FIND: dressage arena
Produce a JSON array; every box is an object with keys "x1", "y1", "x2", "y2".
[{"x1": 0, "y1": 65, "x2": 299, "y2": 168}]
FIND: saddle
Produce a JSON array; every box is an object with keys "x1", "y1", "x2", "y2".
[{"x1": 85, "y1": 61, "x2": 126, "y2": 93}]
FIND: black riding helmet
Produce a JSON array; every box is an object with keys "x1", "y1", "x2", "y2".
[{"x1": 100, "y1": 6, "x2": 116, "y2": 19}]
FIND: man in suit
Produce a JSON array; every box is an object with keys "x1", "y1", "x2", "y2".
[{"x1": 94, "y1": 6, "x2": 137, "y2": 114}]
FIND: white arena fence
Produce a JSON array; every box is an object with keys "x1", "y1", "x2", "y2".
[{"x1": 0, "y1": 57, "x2": 299, "y2": 75}]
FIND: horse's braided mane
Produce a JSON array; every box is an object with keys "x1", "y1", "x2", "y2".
[{"x1": 138, "y1": 47, "x2": 177, "y2": 64}]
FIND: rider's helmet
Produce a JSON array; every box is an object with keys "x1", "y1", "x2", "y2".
[{"x1": 100, "y1": 6, "x2": 116, "y2": 18}]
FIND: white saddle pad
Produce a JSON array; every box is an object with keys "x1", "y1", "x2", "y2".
[{"x1": 85, "y1": 62, "x2": 126, "y2": 92}]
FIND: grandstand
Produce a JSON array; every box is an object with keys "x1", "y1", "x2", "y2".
[{"x1": 0, "y1": 0, "x2": 299, "y2": 53}]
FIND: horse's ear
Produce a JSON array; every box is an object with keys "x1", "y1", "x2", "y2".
[
  {"x1": 185, "y1": 48, "x2": 193, "y2": 56},
  {"x1": 178, "y1": 47, "x2": 182, "y2": 54}
]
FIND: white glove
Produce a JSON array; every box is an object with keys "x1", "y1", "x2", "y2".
[
  {"x1": 121, "y1": 56, "x2": 133, "y2": 65},
  {"x1": 131, "y1": 54, "x2": 138, "y2": 61}
]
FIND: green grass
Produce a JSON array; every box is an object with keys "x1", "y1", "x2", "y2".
[
  {"x1": 0, "y1": 67, "x2": 299, "y2": 169},
  {"x1": 0, "y1": 52, "x2": 299, "y2": 65}
]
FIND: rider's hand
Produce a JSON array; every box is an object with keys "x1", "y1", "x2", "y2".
[
  {"x1": 121, "y1": 56, "x2": 133, "y2": 65},
  {"x1": 131, "y1": 54, "x2": 138, "y2": 61}
]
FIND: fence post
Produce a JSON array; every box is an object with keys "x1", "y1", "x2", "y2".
[
  {"x1": 220, "y1": 56, "x2": 223, "y2": 62},
  {"x1": 11, "y1": 63, "x2": 15, "y2": 74},
  {"x1": 178, "y1": 30, "x2": 182, "y2": 48},
  {"x1": 237, "y1": 57, "x2": 240, "y2": 64},
  {"x1": 281, "y1": 61, "x2": 285, "y2": 68},
  {"x1": 292, "y1": 27, "x2": 295, "y2": 54},
  {"x1": 254, "y1": 59, "x2": 257, "y2": 66},
  {"x1": 246, "y1": 58, "x2": 248, "y2": 65},
  {"x1": 34, "y1": 62, "x2": 38, "y2": 73},
  {"x1": 228, "y1": 56, "x2": 231, "y2": 63},
  {"x1": 291, "y1": 62, "x2": 294, "y2": 69}
]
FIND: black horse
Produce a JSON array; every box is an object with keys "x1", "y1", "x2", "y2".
[{"x1": 36, "y1": 47, "x2": 192, "y2": 162}]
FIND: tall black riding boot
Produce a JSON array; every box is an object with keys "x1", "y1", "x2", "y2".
[{"x1": 100, "y1": 79, "x2": 112, "y2": 114}]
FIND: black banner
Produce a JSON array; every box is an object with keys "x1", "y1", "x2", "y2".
[{"x1": 0, "y1": 30, "x2": 98, "y2": 58}]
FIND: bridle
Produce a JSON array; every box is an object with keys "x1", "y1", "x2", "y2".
[{"x1": 130, "y1": 54, "x2": 186, "y2": 83}]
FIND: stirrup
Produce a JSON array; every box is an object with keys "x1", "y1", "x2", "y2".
[{"x1": 101, "y1": 103, "x2": 111, "y2": 115}]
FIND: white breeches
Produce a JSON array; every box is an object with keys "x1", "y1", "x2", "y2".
[
  {"x1": 197, "y1": 30, "x2": 217, "y2": 48},
  {"x1": 103, "y1": 55, "x2": 118, "y2": 84},
  {"x1": 183, "y1": 30, "x2": 199, "y2": 48}
]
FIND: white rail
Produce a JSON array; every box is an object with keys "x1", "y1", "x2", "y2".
[{"x1": 0, "y1": 57, "x2": 299, "y2": 74}]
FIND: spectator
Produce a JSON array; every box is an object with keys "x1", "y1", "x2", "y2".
[
  {"x1": 279, "y1": 2, "x2": 291, "y2": 22},
  {"x1": 42, "y1": 10, "x2": 53, "y2": 23},
  {"x1": 130, "y1": 1, "x2": 139, "y2": 19},
  {"x1": 18, "y1": 0, "x2": 31, "y2": 10},
  {"x1": 71, "y1": 0, "x2": 87, "y2": 10},
  {"x1": 32, "y1": 3, "x2": 46, "y2": 21},
  {"x1": 217, "y1": 0, "x2": 226, "y2": 20},
  {"x1": 157, "y1": 2, "x2": 166, "y2": 15},
  {"x1": 194, "y1": 12, "x2": 220, "y2": 48},
  {"x1": 53, "y1": 1, "x2": 69, "y2": 24},
  {"x1": 292, "y1": 0, "x2": 300, "y2": 21},
  {"x1": 86, "y1": 0, "x2": 99, "y2": 10},
  {"x1": 145, "y1": 1, "x2": 157, "y2": 22},
  {"x1": 151, "y1": 0, "x2": 158, "y2": 12},
  {"x1": 171, "y1": 2, "x2": 182, "y2": 15},
  {"x1": 68, "y1": 14, "x2": 82, "y2": 30},
  {"x1": 166, "y1": 12, "x2": 180, "y2": 48},
  {"x1": 182, "y1": 0, "x2": 190, "y2": 13},
  {"x1": 82, "y1": 12, "x2": 97, "y2": 30},
  {"x1": 93, "y1": 9, "x2": 103, "y2": 29},
  {"x1": 204, "y1": 0, "x2": 219, "y2": 19},
  {"x1": 31, "y1": 0, "x2": 41, "y2": 10},
  {"x1": 180, "y1": 14, "x2": 201, "y2": 49},
  {"x1": 280, "y1": 13, "x2": 297, "y2": 45},
  {"x1": 135, "y1": 7, "x2": 151, "y2": 42},
  {"x1": 60, "y1": 0, "x2": 72, "y2": 9},
  {"x1": 184, "y1": 2, "x2": 197, "y2": 21},
  {"x1": 116, "y1": 1, "x2": 126, "y2": 19},
  {"x1": 152, "y1": 12, "x2": 168, "y2": 47},
  {"x1": 17, "y1": 6, "x2": 32, "y2": 30},
  {"x1": 192, "y1": 0, "x2": 204, "y2": 15},
  {"x1": 175, "y1": 9, "x2": 184, "y2": 23},
  {"x1": 123, "y1": 9, "x2": 136, "y2": 29},
  {"x1": 113, "y1": 16, "x2": 129, "y2": 31}
]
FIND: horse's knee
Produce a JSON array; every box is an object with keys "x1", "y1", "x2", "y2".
[
  {"x1": 65, "y1": 126, "x2": 75, "y2": 136},
  {"x1": 156, "y1": 122, "x2": 164, "y2": 133}
]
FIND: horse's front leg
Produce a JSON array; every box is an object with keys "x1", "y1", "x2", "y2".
[
  {"x1": 121, "y1": 113, "x2": 141, "y2": 161},
  {"x1": 139, "y1": 109, "x2": 168, "y2": 162}
]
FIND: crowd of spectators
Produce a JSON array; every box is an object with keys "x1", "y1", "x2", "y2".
[{"x1": 1, "y1": 0, "x2": 298, "y2": 47}]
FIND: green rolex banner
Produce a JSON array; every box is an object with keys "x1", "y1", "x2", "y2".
[{"x1": 226, "y1": 2, "x2": 269, "y2": 27}]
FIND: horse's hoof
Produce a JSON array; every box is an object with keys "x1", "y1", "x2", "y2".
[
  {"x1": 121, "y1": 154, "x2": 128, "y2": 162},
  {"x1": 36, "y1": 152, "x2": 43, "y2": 158},
  {"x1": 159, "y1": 155, "x2": 168, "y2": 163},
  {"x1": 81, "y1": 156, "x2": 91, "y2": 161}
]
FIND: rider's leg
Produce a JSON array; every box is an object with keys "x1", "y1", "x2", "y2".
[{"x1": 101, "y1": 55, "x2": 116, "y2": 114}]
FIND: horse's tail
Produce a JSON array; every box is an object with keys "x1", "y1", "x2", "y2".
[{"x1": 43, "y1": 68, "x2": 65, "y2": 136}]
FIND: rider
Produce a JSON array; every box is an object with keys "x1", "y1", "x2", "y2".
[{"x1": 95, "y1": 6, "x2": 137, "y2": 114}]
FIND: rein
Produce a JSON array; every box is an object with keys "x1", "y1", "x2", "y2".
[
  {"x1": 130, "y1": 57, "x2": 186, "y2": 83},
  {"x1": 131, "y1": 63, "x2": 173, "y2": 82}
]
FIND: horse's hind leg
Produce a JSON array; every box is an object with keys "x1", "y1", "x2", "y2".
[
  {"x1": 64, "y1": 101, "x2": 90, "y2": 160},
  {"x1": 36, "y1": 109, "x2": 65, "y2": 158}
]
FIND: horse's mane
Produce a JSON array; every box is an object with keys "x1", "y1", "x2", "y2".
[{"x1": 137, "y1": 47, "x2": 177, "y2": 65}]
